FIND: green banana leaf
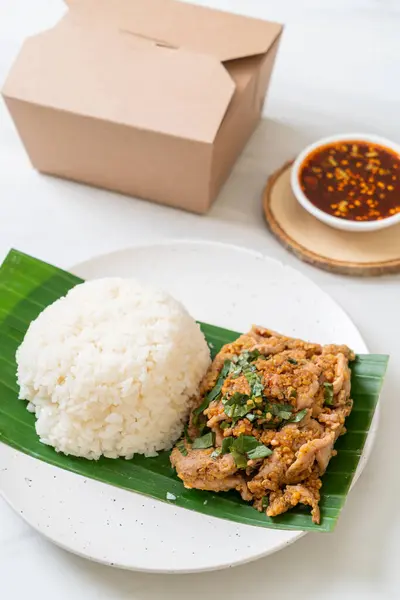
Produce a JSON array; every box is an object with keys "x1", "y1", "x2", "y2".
[{"x1": 0, "y1": 249, "x2": 388, "y2": 532}]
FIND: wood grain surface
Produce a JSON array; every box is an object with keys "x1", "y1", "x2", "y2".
[{"x1": 263, "y1": 161, "x2": 400, "y2": 276}]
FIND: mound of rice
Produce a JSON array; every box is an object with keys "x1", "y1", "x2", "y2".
[{"x1": 16, "y1": 278, "x2": 211, "y2": 460}]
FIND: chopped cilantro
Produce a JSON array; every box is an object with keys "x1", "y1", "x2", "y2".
[
  {"x1": 324, "y1": 382, "x2": 334, "y2": 406},
  {"x1": 230, "y1": 449, "x2": 248, "y2": 469},
  {"x1": 232, "y1": 435, "x2": 260, "y2": 454},
  {"x1": 230, "y1": 365, "x2": 243, "y2": 378},
  {"x1": 230, "y1": 349, "x2": 264, "y2": 379},
  {"x1": 278, "y1": 410, "x2": 292, "y2": 420},
  {"x1": 221, "y1": 434, "x2": 272, "y2": 468},
  {"x1": 197, "y1": 422, "x2": 206, "y2": 436},
  {"x1": 247, "y1": 445, "x2": 272, "y2": 460},
  {"x1": 245, "y1": 370, "x2": 264, "y2": 397},
  {"x1": 192, "y1": 432, "x2": 215, "y2": 449},
  {"x1": 247, "y1": 349, "x2": 262, "y2": 362},
  {"x1": 183, "y1": 424, "x2": 192, "y2": 444},
  {"x1": 210, "y1": 448, "x2": 222, "y2": 459},
  {"x1": 222, "y1": 392, "x2": 250, "y2": 420},
  {"x1": 288, "y1": 408, "x2": 308, "y2": 423},
  {"x1": 238, "y1": 349, "x2": 261, "y2": 365},
  {"x1": 266, "y1": 403, "x2": 294, "y2": 420},
  {"x1": 176, "y1": 440, "x2": 188, "y2": 456},
  {"x1": 221, "y1": 436, "x2": 234, "y2": 454},
  {"x1": 193, "y1": 360, "x2": 231, "y2": 420},
  {"x1": 288, "y1": 358, "x2": 298, "y2": 365},
  {"x1": 261, "y1": 496, "x2": 269, "y2": 510},
  {"x1": 263, "y1": 421, "x2": 280, "y2": 429}
]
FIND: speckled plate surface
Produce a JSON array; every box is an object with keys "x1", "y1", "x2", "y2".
[{"x1": 0, "y1": 241, "x2": 373, "y2": 573}]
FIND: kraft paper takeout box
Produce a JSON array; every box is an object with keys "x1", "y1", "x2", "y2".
[{"x1": 2, "y1": 0, "x2": 283, "y2": 214}]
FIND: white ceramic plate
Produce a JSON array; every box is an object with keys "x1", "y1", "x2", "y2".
[{"x1": 0, "y1": 241, "x2": 374, "y2": 573}]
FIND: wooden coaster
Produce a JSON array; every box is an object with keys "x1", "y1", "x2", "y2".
[{"x1": 263, "y1": 160, "x2": 400, "y2": 276}]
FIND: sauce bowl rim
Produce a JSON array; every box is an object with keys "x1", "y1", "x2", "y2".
[{"x1": 290, "y1": 133, "x2": 400, "y2": 232}]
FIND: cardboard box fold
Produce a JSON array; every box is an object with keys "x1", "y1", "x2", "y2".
[
  {"x1": 2, "y1": 0, "x2": 283, "y2": 213},
  {"x1": 66, "y1": 0, "x2": 282, "y2": 63},
  {"x1": 3, "y1": 20, "x2": 236, "y2": 143}
]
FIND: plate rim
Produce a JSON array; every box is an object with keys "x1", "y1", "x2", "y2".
[
  {"x1": 0, "y1": 457, "x2": 305, "y2": 573},
  {"x1": 0, "y1": 239, "x2": 377, "y2": 573}
]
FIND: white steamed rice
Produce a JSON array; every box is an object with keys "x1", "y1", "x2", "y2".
[{"x1": 16, "y1": 278, "x2": 211, "y2": 460}]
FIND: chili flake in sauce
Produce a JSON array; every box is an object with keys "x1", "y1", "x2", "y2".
[{"x1": 299, "y1": 141, "x2": 400, "y2": 221}]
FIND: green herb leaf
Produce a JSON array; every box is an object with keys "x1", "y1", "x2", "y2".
[
  {"x1": 246, "y1": 349, "x2": 262, "y2": 362},
  {"x1": 263, "y1": 421, "x2": 280, "y2": 429},
  {"x1": 222, "y1": 392, "x2": 250, "y2": 420},
  {"x1": 261, "y1": 496, "x2": 269, "y2": 510},
  {"x1": 266, "y1": 403, "x2": 293, "y2": 420},
  {"x1": 232, "y1": 349, "x2": 263, "y2": 374},
  {"x1": 224, "y1": 404, "x2": 249, "y2": 420},
  {"x1": 253, "y1": 380, "x2": 264, "y2": 397},
  {"x1": 227, "y1": 435, "x2": 272, "y2": 466},
  {"x1": 176, "y1": 440, "x2": 188, "y2": 456},
  {"x1": 230, "y1": 449, "x2": 248, "y2": 469},
  {"x1": 192, "y1": 432, "x2": 215, "y2": 449},
  {"x1": 197, "y1": 422, "x2": 206, "y2": 436},
  {"x1": 222, "y1": 392, "x2": 249, "y2": 408},
  {"x1": 183, "y1": 424, "x2": 192, "y2": 444},
  {"x1": 230, "y1": 367, "x2": 242, "y2": 379},
  {"x1": 245, "y1": 370, "x2": 264, "y2": 397},
  {"x1": 193, "y1": 360, "x2": 231, "y2": 418},
  {"x1": 290, "y1": 388, "x2": 298, "y2": 398},
  {"x1": 288, "y1": 358, "x2": 298, "y2": 365},
  {"x1": 229, "y1": 362, "x2": 243, "y2": 378},
  {"x1": 238, "y1": 349, "x2": 261, "y2": 365},
  {"x1": 220, "y1": 421, "x2": 230, "y2": 430},
  {"x1": 211, "y1": 361, "x2": 231, "y2": 397},
  {"x1": 247, "y1": 445, "x2": 272, "y2": 460},
  {"x1": 288, "y1": 408, "x2": 308, "y2": 423},
  {"x1": 228, "y1": 351, "x2": 266, "y2": 398},
  {"x1": 278, "y1": 410, "x2": 292, "y2": 420},
  {"x1": 324, "y1": 382, "x2": 334, "y2": 406},
  {"x1": 274, "y1": 403, "x2": 294, "y2": 414},
  {"x1": 211, "y1": 448, "x2": 222, "y2": 459},
  {"x1": 221, "y1": 436, "x2": 234, "y2": 454},
  {"x1": 232, "y1": 435, "x2": 260, "y2": 454},
  {"x1": 245, "y1": 413, "x2": 256, "y2": 422}
]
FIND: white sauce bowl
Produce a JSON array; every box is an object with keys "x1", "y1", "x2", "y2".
[{"x1": 291, "y1": 133, "x2": 400, "y2": 232}]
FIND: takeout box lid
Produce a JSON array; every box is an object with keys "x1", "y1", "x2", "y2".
[
  {"x1": 3, "y1": 0, "x2": 282, "y2": 143},
  {"x1": 65, "y1": 0, "x2": 283, "y2": 63},
  {"x1": 3, "y1": 19, "x2": 234, "y2": 143}
]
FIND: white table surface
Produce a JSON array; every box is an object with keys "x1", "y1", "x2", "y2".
[{"x1": 1, "y1": 0, "x2": 399, "y2": 598}]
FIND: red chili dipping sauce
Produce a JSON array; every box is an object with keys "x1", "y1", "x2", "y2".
[{"x1": 299, "y1": 141, "x2": 400, "y2": 221}]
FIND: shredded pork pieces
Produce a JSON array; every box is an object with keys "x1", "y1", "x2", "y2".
[{"x1": 171, "y1": 326, "x2": 355, "y2": 524}]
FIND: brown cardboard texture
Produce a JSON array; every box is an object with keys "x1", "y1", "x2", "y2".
[{"x1": 2, "y1": 0, "x2": 282, "y2": 213}]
